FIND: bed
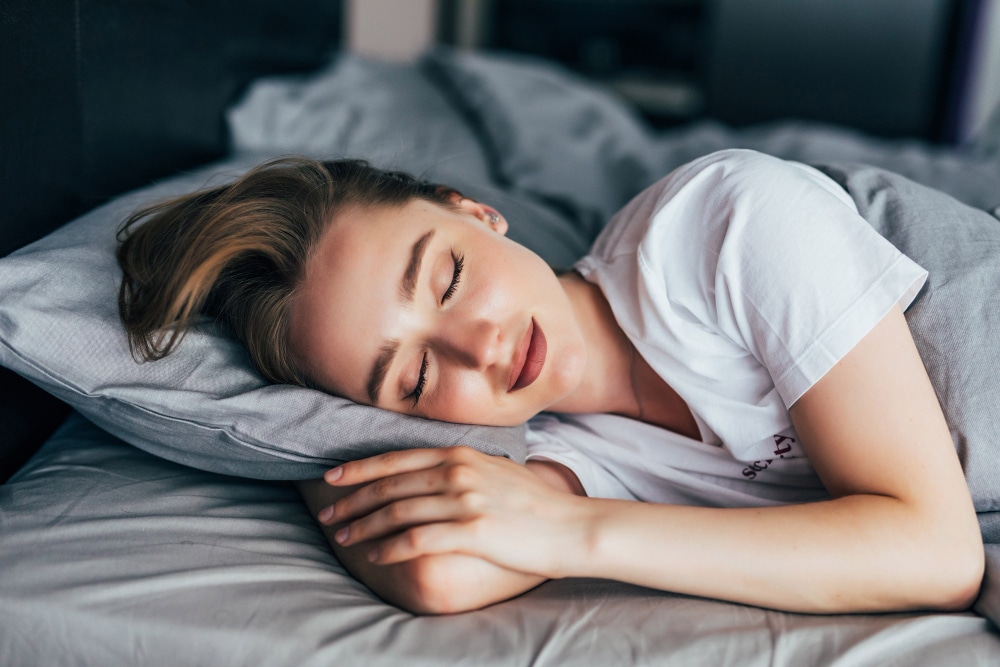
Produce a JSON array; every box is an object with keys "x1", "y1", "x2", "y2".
[{"x1": 4, "y1": 4, "x2": 1000, "y2": 665}]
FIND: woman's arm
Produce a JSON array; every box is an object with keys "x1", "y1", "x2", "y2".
[
  {"x1": 318, "y1": 305, "x2": 983, "y2": 613},
  {"x1": 297, "y1": 460, "x2": 581, "y2": 614},
  {"x1": 574, "y1": 304, "x2": 983, "y2": 613}
]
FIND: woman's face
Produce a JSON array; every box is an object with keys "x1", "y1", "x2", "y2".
[{"x1": 288, "y1": 196, "x2": 588, "y2": 426}]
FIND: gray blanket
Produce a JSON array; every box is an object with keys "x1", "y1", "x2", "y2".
[
  {"x1": 815, "y1": 165, "x2": 1000, "y2": 623},
  {"x1": 816, "y1": 165, "x2": 1000, "y2": 522}
]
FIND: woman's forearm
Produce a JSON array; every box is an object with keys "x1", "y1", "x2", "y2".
[
  {"x1": 297, "y1": 479, "x2": 546, "y2": 614},
  {"x1": 569, "y1": 493, "x2": 983, "y2": 614},
  {"x1": 314, "y1": 450, "x2": 983, "y2": 613},
  {"x1": 564, "y1": 309, "x2": 983, "y2": 614}
]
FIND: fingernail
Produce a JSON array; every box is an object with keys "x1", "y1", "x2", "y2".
[
  {"x1": 335, "y1": 527, "x2": 350, "y2": 544},
  {"x1": 367, "y1": 547, "x2": 379, "y2": 563},
  {"x1": 318, "y1": 506, "x2": 334, "y2": 524},
  {"x1": 325, "y1": 467, "x2": 344, "y2": 483}
]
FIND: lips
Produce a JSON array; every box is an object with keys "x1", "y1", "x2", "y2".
[{"x1": 508, "y1": 318, "x2": 547, "y2": 392}]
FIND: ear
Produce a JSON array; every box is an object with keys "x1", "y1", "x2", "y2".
[{"x1": 449, "y1": 193, "x2": 508, "y2": 236}]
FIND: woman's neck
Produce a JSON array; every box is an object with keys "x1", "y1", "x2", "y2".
[
  {"x1": 550, "y1": 272, "x2": 702, "y2": 441},
  {"x1": 548, "y1": 272, "x2": 639, "y2": 418}
]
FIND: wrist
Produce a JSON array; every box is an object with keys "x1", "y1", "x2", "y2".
[
  {"x1": 558, "y1": 496, "x2": 644, "y2": 581},
  {"x1": 550, "y1": 494, "x2": 605, "y2": 579}
]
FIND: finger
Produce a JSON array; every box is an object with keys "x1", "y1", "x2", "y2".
[
  {"x1": 320, "y1": 466, "x2": 456, "y2": 525},
  {"x1": 368, "y1": 520, "x2": 480, "y2": 566},
  {"x1": 336, "y1": 494, "x2": 480, "y2": 547},
  {"x1": 324, "y1": 447, "x2": 466, "y2": 486}
]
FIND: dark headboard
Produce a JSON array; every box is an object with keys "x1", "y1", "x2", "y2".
[{"x1": 0, "y1": 0, "x2": 341, "y2": 481}]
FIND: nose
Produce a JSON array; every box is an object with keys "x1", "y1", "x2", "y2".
[{"x1": 432, "y1": 318, "x2": 502, "y2": 370}]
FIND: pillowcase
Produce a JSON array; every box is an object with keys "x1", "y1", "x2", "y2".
[{"x1": 0, "y1": 157, "x2": 535, "y2": 480}]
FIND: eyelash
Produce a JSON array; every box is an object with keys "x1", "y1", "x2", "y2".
[
  {"x1": 409, "y1": 251, "x2": 465, "y2": 406},
  {"x1": 409, "y1": 354, "x2": 428, "y2": 407},
  {"x1": 442, "y1": 252, "x2": 464, "y2": 303}
]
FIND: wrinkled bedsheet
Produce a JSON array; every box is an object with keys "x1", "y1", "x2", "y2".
[{"x1": 2, "y1": 414, "x2": 999, "y2": 666}]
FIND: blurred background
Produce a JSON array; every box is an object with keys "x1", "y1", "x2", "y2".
[
  {"x1": 3, "y1": 0, "x2": 999, "y2": 259},
  {"x1": 348, "y1": 0, "x2": 1000, "y2": 144}
]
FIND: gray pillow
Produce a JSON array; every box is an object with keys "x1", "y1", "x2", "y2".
[{"x1": 0, "y1": 157, "x2": 531, "y2": 480}]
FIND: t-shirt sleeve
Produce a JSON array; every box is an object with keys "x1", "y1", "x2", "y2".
[
  {"x1": 524, "y1": 414, "x2": 637, "y2": 501},
  {"x1": 692, "y1": 151, "x2": 927, "y2": 407}
]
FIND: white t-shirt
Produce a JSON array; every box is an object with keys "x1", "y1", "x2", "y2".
[{"x1": 526, "y1": 149, "x2": 928, "y2": 508}]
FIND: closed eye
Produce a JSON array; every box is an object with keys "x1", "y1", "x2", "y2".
[
  {"x1": 407, "y1": 252, "x2": 463, "y2": 406},
  {"x1": 442, "y1": 251, "x2": 464, "y2": 303},
  {"x1": 407, "y1": 353, "x2": 428, "y2": 406}
]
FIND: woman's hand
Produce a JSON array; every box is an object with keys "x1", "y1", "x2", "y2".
[
  {"x1": 298, "y1": 478, "x2": 550, "y2": 614},
  {"x1": 316, "y1": 446, "x2": 589, "y2": 579}
]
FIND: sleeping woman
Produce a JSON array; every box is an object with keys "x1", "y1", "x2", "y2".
[{"x1": 116, "y1": 149, "x2": 984, "y2": 615}]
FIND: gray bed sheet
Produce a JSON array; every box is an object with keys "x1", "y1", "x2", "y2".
[
  {"x1": 3, "y1": 413, "x2": 999, "y2": 667},
  {"x1": 4, "y1": 48, "x2": 1000, "y2": 665}
]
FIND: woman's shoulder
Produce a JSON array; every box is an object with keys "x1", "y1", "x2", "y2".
[
  {"x1": 581, "y1": 149, "x2": 854, "y2": 266},
  {"x1": 635, "y1": 148, "x2": 847, "y2": 224},
  {"x1": 579, "y1": 149, "x2": 768, "y2": 264}
]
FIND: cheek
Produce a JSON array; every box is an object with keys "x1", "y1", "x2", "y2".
[
  {"x1": 474, "y1": 243, "x2": 544, "y2": 302},
  {"x1": 302, "y1": 346, "x2": 365, "y2": 403},
  {"x1": 428, "y1": 370, "x2": 493, "y2": 423},
  {"x1": 431, "y1": 369, "x2": 552, "y2": 427}
]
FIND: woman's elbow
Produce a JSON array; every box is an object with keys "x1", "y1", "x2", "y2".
[
  {"x1": 922, "y1": 524, "x2": 984, "y2": 612},
  {"x1": 936, "y1": 541, "x2": 984, "y2": 612},
  {"x1": 391, "y1": 555, "x2": 540, "y2": 615}
]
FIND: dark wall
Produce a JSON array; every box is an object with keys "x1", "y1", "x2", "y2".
[
  {"x1": 0, "y1": 0, "x2": 341, "y2": 480},
  {"x1": 475, "y1": 0, "x2": 968, "y2": 140},
  {"x1": 1, "y1": 0, "x2": 341, "y2": 259},
  {"x1": 703, "y1": 0, "x2": 964, "y2": 139}
]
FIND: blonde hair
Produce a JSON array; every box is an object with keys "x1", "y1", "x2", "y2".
[{"x1": 116, "y1": 156, "x2": 459, "y2": 386}]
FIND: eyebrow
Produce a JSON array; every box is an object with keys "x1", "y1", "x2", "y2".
[
  {"x1": 400, "y1": 229, "x2": 435, "y2": 303},
  {"x1": 367, "y1": 340, "x2": 400, "y2": 405},
  {"x1": 367, "y1": 229, "x2": 435, "y2": 404}
]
